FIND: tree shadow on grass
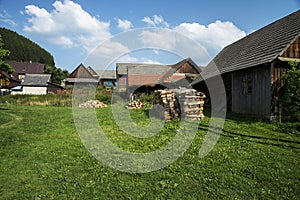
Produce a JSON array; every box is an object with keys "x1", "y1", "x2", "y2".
[{"x1": 199, "y1": 111, "x2": 300, "y2": 150}]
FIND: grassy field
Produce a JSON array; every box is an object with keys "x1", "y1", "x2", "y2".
[{"x1": 0, "y1": 104, "x2": 299, "y2": 199}]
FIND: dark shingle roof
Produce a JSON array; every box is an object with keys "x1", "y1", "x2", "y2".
[
  {"x1": 7, "y1": 61, "x2": 45, "y2": 75},
  {"x1": 194, "y1": 9, "x2": 300, "y2": 84},
  {"x1": 116, "y1": 58, "x2": 201, "y2": 76},
  {"x1": 21, "y1": 74, "x2": 51, "y2": 86},
  {"x1": 0, "y1": 71, "x2": 20, "y2": 83}
]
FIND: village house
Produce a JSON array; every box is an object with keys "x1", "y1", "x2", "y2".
[
  {"x1": 11, "y1": 74, "x2": 64, "y2": 95},
  {"x1": 0, "y1": 71, "x2": 20, "y2": 90},
  {"x1": 192, "y1": 9, "x2": 300, "y2": 120},
  {"x1": 0, "y1": 61, "x2": 45, "y2": 89},
  {"x1": 7, "y1": 61, "x2": 45, "y2": 81}
]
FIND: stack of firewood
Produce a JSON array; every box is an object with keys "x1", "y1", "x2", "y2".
[
  {"x1": 126, "y1": 99, "x2": 145, "y2": 109},
  {"x1": 174, "y1": 88, "x2": 206, "y2": 120},
  {"x1": 154, "y1": 88, "x2": 205, "y2": 121},
  {"x1": 79, "y1": 100, "x2": 107, "y2": 108},
  {"x1": 153, "y1": 90, "x2": 180, "y2": 120}
]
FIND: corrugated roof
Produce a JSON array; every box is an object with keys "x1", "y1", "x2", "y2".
[
  {"x1": 193, "y1": 9, "x2": 300, "y2": 84},
  {"x1": 21, "y1": 74, "x2": 51, "y2": 86}
]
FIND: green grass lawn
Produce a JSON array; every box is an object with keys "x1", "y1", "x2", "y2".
[{"x1": 0, "y1": 104, "x2": 299, "y2": 199}]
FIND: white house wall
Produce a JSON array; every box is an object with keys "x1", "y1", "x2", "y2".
[{"x1": 22, "y1": 86, "x2": 47, "y2": 95}]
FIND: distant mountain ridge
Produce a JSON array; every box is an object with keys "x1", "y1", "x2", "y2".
[{"x1": 0, "y1": 27, "x2": 55, "y2": 66}]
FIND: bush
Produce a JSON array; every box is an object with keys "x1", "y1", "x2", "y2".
[
  {"x1": 95, "y1": 93, "x2": 112, "y2": 105},
  {"x1": 281, "y1": 61, "x2": 300, "y2": 122}
]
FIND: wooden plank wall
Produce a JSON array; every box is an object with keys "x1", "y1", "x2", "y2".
[
  {"x1": 231, "y1": 64, "x2": 271, "y2": 118},
  {"x1": 281, "y1": 35, "x2": 300, "y2": 59},
  {"x1": 176, "y1": 62, "x2": 199, "y2": 74},
  {"x1": 270, "y1": 60, "x2": 292, "y2": 119}
]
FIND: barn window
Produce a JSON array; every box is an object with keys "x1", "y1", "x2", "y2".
[{"x1": 242, "y1": 79, "x2": 252, "y2": 94}]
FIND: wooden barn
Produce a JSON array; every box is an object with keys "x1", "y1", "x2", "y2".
[
  {"x1": 116, "y1": 58, "x2": 201, "y2": 96},
  {"x1": 192, "y1": 10, "x2": 300, "y2": 120}
]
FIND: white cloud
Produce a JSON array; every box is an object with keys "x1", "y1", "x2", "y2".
[
  {"x1": 115, "y1": 18, "x2": 133, "y2": 31},
  {"x1": 139, "y1": 16, "x2": 245, "y2": 61},
  {"x1": 86, "y1": 40, "x2": 161, "y2": 69},
  {"x1": 174, "y1": 20, "x2": 246, "y2": 54},
  {"x1": 116, "y1": 55, "x2": 161, "y2": 65},
  {"x1": 0, "y1": 10, "x2": 17, "y2": 27},
  {"x1": 49, "y1": 36, "x2": 74, "y2": 47},
  {"x1": 142, "y1": 17, "x2": 155, "y2": 26},
  {"x1": 23, "y1": 0, "x2": 111, "y2": 51},
  {"x1": 139, "y1": 30, "x2": 177, "y2": 50},
  {"x1": 92, "y1": 40, "x2": 130, "y2": 58},
  {"x1": 138, "y1": 29, "x2": 211, "y2": 66},
  {"x1": 142, "y1": 15, "x2": 169, "y2": 28},
  {"x1": 86, "y1": 40, "x2": 131, "y2": 68}
]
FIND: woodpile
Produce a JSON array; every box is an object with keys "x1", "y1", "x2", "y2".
[
  {"x1": 154, "y1": 88, "x2": 205, "y2": 121},
  {"x1": 175, "y1": 88, "x2": 206, "y2": 120},
  {"x1": 153, "y1": 90, "x2": 180, "y2": 120},
  {"x1": 79, "y1": 100, "x2": 107, "y2": 108},
  {"x1": 126, "y1": 99, "x2": 145, "y2": 109}
]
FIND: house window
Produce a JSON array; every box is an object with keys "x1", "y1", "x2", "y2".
[
  {"x1": 1, "y1": 79, "x2": 10, "y2": 86},
  {"x1": 103, "y1": 80, "x2": 114, "y2": 87},
  {"x1": 242, "y1": 79, "x2": 252, "y2": 94}
]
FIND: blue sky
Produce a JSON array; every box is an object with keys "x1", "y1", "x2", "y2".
[{"x1": 0, "y1": 0, "x2": 299, "y2": 71}]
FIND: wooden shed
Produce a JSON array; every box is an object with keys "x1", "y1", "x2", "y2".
[
  {"x1": 192, "y1": 10, "x2": 300, "y2": 120},
  {"x1": 65, "y1": 64, "x2": 99, "y2": 87}
]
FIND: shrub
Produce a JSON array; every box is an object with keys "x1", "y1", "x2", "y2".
[
  {"x1": 95, "y1": 93, "x2": 112, "y2": 105},
  {"x1": 281, "y1": 61, "x2": 300, "y2": 122}
]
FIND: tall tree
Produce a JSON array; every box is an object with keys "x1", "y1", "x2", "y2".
[
  {"x1": 0, "y1": 35, "x2": 14, "y2": 76},
  {"x1": 44, "y1": 65, "x2": 69, "y2": 85},
  {"x1": 0, "y1": 28, "x2": 55, "y2": 66}
]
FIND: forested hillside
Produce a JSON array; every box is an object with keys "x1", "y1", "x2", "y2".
[{"x1": 0, "y1": 27, "x2": 55, "y2": 66}]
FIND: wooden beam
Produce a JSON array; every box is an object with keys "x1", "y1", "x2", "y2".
[{"x1": 277, "y1": 57, "x2": 300, "y2": 62}]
